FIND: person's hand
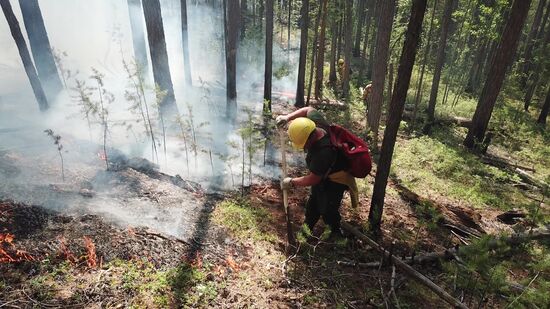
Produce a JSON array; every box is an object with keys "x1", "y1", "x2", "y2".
[
  {"x1": 275, "y1": 115, "x2": 288, "y2": 128},
  {"x1": 281, "y1": 177, "x2": 293, "y2": 190}
]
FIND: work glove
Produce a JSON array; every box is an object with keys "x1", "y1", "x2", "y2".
[
  {"x1": 281, "y1": 177, "x2": 293, "y2": 190},
  {"x1": 275, "y1": 115, "x2": 288, "y2": 128}
]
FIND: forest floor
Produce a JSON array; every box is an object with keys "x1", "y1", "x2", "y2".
[{"x1": 1, "y1": 74, "x2": 550, "y2": 307}]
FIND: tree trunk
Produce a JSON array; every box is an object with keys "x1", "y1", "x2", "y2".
[
  {"x1": 520, "y1": 0, "x2": 546, "y2": 87},
  {"x1": 226, "y1": 0, "x2": 239, "y2": 117},
  {"x1": 295, "y1": 0, "x2": 309, "y2": 107},
  {"x1": 18, "y1": 0, "x2": 63, "y2": 102},
  {"x1": 342, "y1": 0, "x2": 354, "y2": 97},
  {"x1": 128, "y1": 0, "x2": 149, "y2": 75},
  {"x1": 287, "y1": 0, "x2": 292, "y2": 52},
  {"x1": 369, "y1": 0, "x2": 427, "y2": 231},
  {"x1": 537, "y1": 85, "x2": 550, "y2": 126},
  {"x1": 367, "y1": 0, "x2": 396, "y2": 146},
  {"x1": 465, "y1": 39, "x2": 487, "y2": 94},
  {"x1": 425, "y1": 0, "x2": 454, "y2": 131},
  {"x1": 353, "y1": 0, "x2": 367, "y2": 57},
  {"x1": 412, "y1": 0, "x2": 437, "y2": 128},
  {"x1": 142, "y1": 0, "x2": 178, "y2": 118},
  {"x1": 366, "y1": 0, "x2": 379, "y2": 79},
  {"x1": 464, "y1": 0, "x2": 532, "y2": 149},
  {"x1": 241, "y1": 0, "x2": 247, "y2": 38},
  {"x1": 314, "y1": 0, "x2": 329, "y2": 99},
  {"x1": 181, "y1": 0, "x2": 192, "y2": 86},
  {"x1": 329, "y1": 12, "x2": 338, "y2": 85},
  {"x1": 1, "y1": 0, "x2": 48, "y2": 111},
  {"x1": 264, "y1": 0, "x2": 274, "y2": 109},
  {"x1": 359, "y1": 0, "x2": 374, "y2": 78},
  {"x1": 306, "y1": 0, "x2": 323, "y2": 105}
]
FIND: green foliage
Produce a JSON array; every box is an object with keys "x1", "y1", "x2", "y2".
[{"x1": 212, "y1": 199, "x2": 276, "y2": 242}]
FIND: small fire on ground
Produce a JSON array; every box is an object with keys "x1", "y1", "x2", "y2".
[{"x1": 0, "y1": 233, "x2": 35, "y2": 263}]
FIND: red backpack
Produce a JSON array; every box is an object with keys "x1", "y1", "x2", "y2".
[{"x1": 327, "y1": 124, "x2": 372, "y2": 178}]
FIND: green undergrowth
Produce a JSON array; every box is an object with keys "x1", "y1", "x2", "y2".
[
  {"x1": 442, "y1": 235, "x2": 550, "y2": 308},
  {"x1": 212, "y1": 198, "x2": 277, "y2": 243},
  {"x1": 392, "y1": 128, "x2": 532, "y2": 210}
]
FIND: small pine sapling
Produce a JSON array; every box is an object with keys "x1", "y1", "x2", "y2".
[
  {"x1": 72, "y1": 78, "x2": 96, "y2": 141},
  {"x1": 44, "y1": 129, "x2": 65, "y2": 181},
  {"x1": 90, "y1": 68, "x2": 114, "y2": 170},
  {"x1": 123, "y1": 60, "x2": 159, "y2": 163},
  {"x1": 153, "y1": 84, "x2": 169, "y2": 167},
  {"x1": 52, "y1": 48, "x2": 74, "y2": 89}
]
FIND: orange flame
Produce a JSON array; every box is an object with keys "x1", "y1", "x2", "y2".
[
  {"x1": 58, "y1": 236, "x2": 77, "y2": 264},
  {"x1": 83, "y1": 236, "x2": 97, "y2": 269},
  {"x1": 1, "y1": 233, "x2": 35, "y2": 263}
]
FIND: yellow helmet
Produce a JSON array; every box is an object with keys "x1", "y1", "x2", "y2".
[
  {"x1": 288, "y1": 117, "x2": 316, "y2": 150},
  {"x1": 338, "y1": 58, "x2": 345, "y2": 65}
]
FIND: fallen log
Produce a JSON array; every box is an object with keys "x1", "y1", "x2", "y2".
[
  {"x1": 341, "y1": 226, "x2": 550, "y2": 268},
  {"x1": 514, "y1": 168, "x2": 548, "y2": 191},
  {"x1": 401, "y1": 111, "x2": 471, "y2": 128},
  {"x1": 308, "y1": 98, "x2": 348, "y2": 111},
  {"x1": 390, "y1": 178, "x2": 485, "y2": 236},
  {"x1": 341, "y1": 221, "x2": 469, "y2": 309},
  {"x1": 480, "y1": 155, "x2": 536, "y2": 173}
]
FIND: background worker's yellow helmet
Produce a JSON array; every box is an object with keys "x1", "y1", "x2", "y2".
[
  {"x1": 288, "y1": 117, "x2": 316, "y2": 150},
  {"x1": 338, "y1": 58, "x2": 345, "y2": 65}
]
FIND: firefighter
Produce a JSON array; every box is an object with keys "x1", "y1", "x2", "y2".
[{"x1": 276, "y1": 107, "x2": 359, "y2": 237}]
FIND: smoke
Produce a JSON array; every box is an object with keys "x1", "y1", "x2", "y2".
[{"x1": 0, "y1": 0, "x2": 300, "y2": 237}]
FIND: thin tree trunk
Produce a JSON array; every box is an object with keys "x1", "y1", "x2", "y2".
[
  {"x1": 181, "y1": 0, "x2": 192, "y2": 86},
  {"x1": 264, "y1": 0, "x2": 274, "y2": 109},
  {"x1": 315, "y1": 0, "x2": 329, "y2": 99},
  {"x1": 425, "y1": 0, "x2": 454, "y2": 132},
  {"x1": 520, "y1": 0, "x2": 546, "y2": 87},
  {"x1": 412, "y1": 0, "x2": 437, "y2": 128},
  {"x1": 241, "y1": 0, "x2": 247, "y2": 38},
  {"x1": 18, "y1": 0, "x2": 63, "y2": 102},
  {"x1": 359, "y1": 0, "x2": 374, "y2": 77},
  {"x1": 366, "y1": 0, "x2": 379, "y2": 79},
  {"x1": 464, "y1": 0, "x2": 532, "y2": 149},
  {"x1": 143, "y1": 0, "x2": 179, "y2": 118},
  {"x1": 128, "y1": 0, "x2": 149, "y2": 75},
  {"x1": 226, "y1": 0, "x2": 239, "y2": 118},
  {"x1": 306, "y1": 0, "x2": 323, "y2": 105},
  {"x1": 1, "y1": 0, "x2": 48, "y2": 111},
  {"x1": 353, "y1": 0, "x2": 367, "y2": 57},
  {"x1": 288, "y1": 0, "x2": 292, "y2": 52},
  {"x1": 524, "y1": 24, "x2": 550, "y2": 111},
  {"x1": 367, "y1": 0, "x2": 396, "y2": 147},
  {"x1": 537, "y1": 84, "x2": 550, "y2": 125},
  {"x1": 295, "y1": 0, "x2": 309, "y2": 107},
  {"x1": 329, "y1": 13, "x2": 338, "y2": 85},
  {"x1": 342, "y1": 0, "x2": 354, "y2": 97},
  {"x1": 369, "y1": 0, "x2": 428, "y2": 231}
]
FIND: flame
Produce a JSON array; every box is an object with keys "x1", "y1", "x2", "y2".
[
  {"x1": 97, "y1": 151, "x2": 107, "y2": 161},
  {"x1": 58, "y1": 236, "x2": 77, "y2": 264},
  {"x1": 225, "y1": 256, "x2": 240, "y2": 272},
  {"x1": 0, "y1": 233, "x2": 35, "y2": 263},
  {"x1": 83, "y1": 236, "x2": 97, "y2": 268}
]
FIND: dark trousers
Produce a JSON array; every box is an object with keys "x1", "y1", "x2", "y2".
[{"x1": 305, "y1": 180, "x2": 347, "y2": 232}]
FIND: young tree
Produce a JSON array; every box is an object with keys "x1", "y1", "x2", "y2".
[
  {"x1": 241, "y1": 0, "x2": 248, "y2": 38},
  {"x1": 538, "y1": 84, "x2": 550, "y2": 126},
  {"x1": 1, "y1": 0, "x2": 48, "y2": 111},
  {"x1": 127, "y1": 0, "x2": 149, "y2": 75},
  {"x1": 314, "y1": 0, "x2": 329, "y2": 99},
  {"x1": 412, "y1": 0, "x2": 437, "y2": 127},
  {"x1": 264, "y1": 0, "x2": 274, "y2": 109},
  {"x1": 367, "y1": 0, "x2": 396, "y2": 146},
  {"x1": 369, "y1": 0, "x2": 428, "y2": 231},
  {"x1": 18, "y1": 0, "x2": 63, "y2": 101},
  {"x1": 328, "y1": 5, "x2": 338, "y2": 85},
  {"x1": 342, "y1": 0, "x2": 354, "y2": 97},
  {"x1": 425, "y1": 0, "x2": 455, "y2": 132},
  {"x1": 142, "y1": 0, "x2": 178, "y2": 118},
  {"x1": 295, "y1": 0, "x2": 309, "y2": 107},
  {"x1": 520, "y1": 0, "x2": 547, "y2": 87},
  {"x1": 226, "y1": 0, "x2": 239, "y2": 118},
  {"x1": 366, "y1": 0, "x2": 379, "y2": 79},
  {"x1": 464, "y1": 0, "x2": 532, "y2": 150},
  {"x1": 353, "y1": 0, "x2": 367, "y2": 57},
  {"x1": 181, "y1": 0, "x2": 192, "y2": 86},
  {"x1": 306, "y1": 0, "x2": 323, "y2": 104}
]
